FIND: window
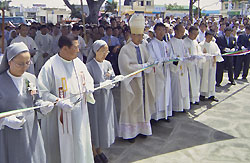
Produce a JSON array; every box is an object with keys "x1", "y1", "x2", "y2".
[
  {"x1": 57, "y1": 15, "x2": 63, "y2": 22},
  {"x1": 231, "y1": 3, "x2": 234, "y2": 9},
  {"x1": 225, "y1": 4, "x2": 228, "y2": 9},
  {"x1": 146, "y1": 1, "x2": 151, "y2": 6},
  {"x1": 139, "y1": 1, "x2": 144, "y2": 6}
]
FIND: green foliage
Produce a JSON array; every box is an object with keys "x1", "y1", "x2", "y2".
[
  {"x1": 105, "y1": 1, "x2": 118, "y2": 13},
  {"x1": 165, "y1": 3, "x2": 184, "y2": 10},
  {"x1": 0, "y1": 1, "x2": 11, "y2": 10},
  {"x1": 70, "y1": 4, "x2": 82, "y2": 19}
]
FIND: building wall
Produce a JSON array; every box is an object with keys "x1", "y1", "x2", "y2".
[
  {"x1": 7, "y1": 6, "x2": 71, "y2": 24},
  {"x1": 220, "y1": 0, "x2": 249, "y2": 17}
]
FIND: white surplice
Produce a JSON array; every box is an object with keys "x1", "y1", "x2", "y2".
[
  {"x1": 199, "y1": 41, "x2": 222, "y2": 97},
  {"x1": 184, "y1": 37, "x2": 203, "y2": 103},
  {"x1": 51, "y1": 33, "x2": 62, "y2": 55},
  {"x1": 38, "y1": 54, "x2": 94, "y2": 163},
  {"x1": 35, "y1": 33, "x2": 53, "y2": 76},
  {"x1": 197, "y1": 30, "x2": 206, "y2": 43},
  {"x1": 147, "y1": 38, "x2": 172, "y2": 120},
  {"x1": 77, "y1": 35, "x2": 86, "y2": 61},
  {"x1": 167, "y1": 37, "x2": 190, "y2": 112}
]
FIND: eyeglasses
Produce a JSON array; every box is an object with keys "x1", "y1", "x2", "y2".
[
  {"x1": 12, "y1": 60, "x2": 31, "y2": 68},
  {"x1": 102, "y1": 51, "x2": 110, "y2": 55}
]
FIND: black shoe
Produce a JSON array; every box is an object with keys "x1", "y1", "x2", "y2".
[
  {"x1": 94, "y1": 155, "x2": 103, "y2": 163},
  {"x1": 242, "y1": 77, "x2": 247, "y2": 79},
  {"x1": 208, "y1": 96, "x2": 219, "y2": 102},
  {"x1": 99, "y1": 153, "x2": 108, "y2": 163},
  {"x1": 242, "y1": 78, "x2": 249, "y2": 82},
  {"x1": 200, "y1": 95, "x2": 206, "y2": 101},
  {"x1": 230, "y1": 81, "x2": 236, "y2": 85},
  {"x1": 163, "y1": 119, "x2": 171, "y2": 123},
  {"x1": 216, "y1": 83, "x2": 221, "y2": 87},
  {"x1": 127, "y1": 138, "x2": 135, "y2": 143},
  {"x1": 194, "y1": 102, "x2": 200, "y2": 105},
  {"x1": 139, "y1": 134, "x2": 148, "y2": 139}
]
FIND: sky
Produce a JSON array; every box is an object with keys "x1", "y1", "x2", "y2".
[{"x1": 10, "y1": 0, "x2": 221, "y2": 10}]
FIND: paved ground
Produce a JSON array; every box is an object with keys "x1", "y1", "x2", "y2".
[{"x1": 103, "y1": 74, "x2": 250, "y2": 163}]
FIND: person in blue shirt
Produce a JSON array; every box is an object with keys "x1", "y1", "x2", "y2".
[{"x1": 101, "y1": 26, "x2": 121, "y2": 75}]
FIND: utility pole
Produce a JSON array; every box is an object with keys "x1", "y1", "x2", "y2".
[
  {"x1": 80, "y1": 0, "x2": 87, "y2": 44},
  {"x1": 118, "y1": 0, "x2": 121, "y2": 16},
  {"x1": 198, "y1": 0, "x2": 200, "y2": 18}
]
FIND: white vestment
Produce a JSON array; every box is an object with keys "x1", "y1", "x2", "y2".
[
  {"x1": 118, "y1": 41, "x2": 155, "y2": 139},
  {"x1": 11, "y1": 35, "x2": 38, "y2": 75},
  {"x1": 51, "y1": 33, "x2": 62, "y2": 55},
  {"x1": 77, "y1": 35, "x2": 86, "y2": 61},
  {"x1": 184, "y1": 37, "x2": 203, "y2": 103},
  {"x1": 147, "y1": 38, "x2": 172, "y2": 120},
  {"x1": 197, "y1": 30, "x2": 206, "y2": 43},
  {"x1": 38, "y1": 54, "x2": 94, "y2": 163},
  {"x1": 167, "y1": 37, "x2": 190, "y2": 112},
  {"x1": 199, "y1": 41, "x2": 222, "y2": 97},
  {"x1": 35, "y1": 34, "x2": 53, "y2": 76}
]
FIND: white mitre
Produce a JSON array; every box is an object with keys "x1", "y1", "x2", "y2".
[{"x1": 129, "y1": 14, "x2": 145, "y2": 34}]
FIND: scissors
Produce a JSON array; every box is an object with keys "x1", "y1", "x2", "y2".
[{"x1": 73, "y1": 97, "x2": 82, "y2": 106}]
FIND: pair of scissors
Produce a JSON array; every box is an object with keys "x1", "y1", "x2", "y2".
[{"x1": 73, "y1": 97, "x2": 82, "y2": 106}]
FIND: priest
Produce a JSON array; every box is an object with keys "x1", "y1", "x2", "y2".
[
  {"x1": 199, "y1": 30, "x2": 222, "y2": 101},
  {"x1": 147, "y1": 22, "x2": 172, "y2": 121},
  {"x1": 38, "y1": 35, "x2": 95, "y2": 163},
  {"x1": 167, "y1": 24, "x2": 190, "y2": 112},
  {"x1": 118, "y1": 14, "x2": 155, "y2": 143},
  {"x1": 184, "y1": 26, "x2": 203, "y2": 105}
]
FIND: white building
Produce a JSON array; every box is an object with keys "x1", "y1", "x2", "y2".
[{"x1": 9, "y1": 4, "x2": 71, "y2": 24}]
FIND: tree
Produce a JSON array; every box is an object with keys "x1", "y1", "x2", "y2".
[
  {"x1": 165, "y1": 3, "x2": 184, "y2": 10},
  {"x1": 105, "y1": 1, "x2": 117, "y2": 14},
  {"x1": 189, "y1": 0, "x2": 197, "y2": 23},
  {"x1": 63, "y1": 0, "x2": 105, "y2": 24},
  {"x1": 0, "y1": 1, "x2": 11, "y2": 10}
]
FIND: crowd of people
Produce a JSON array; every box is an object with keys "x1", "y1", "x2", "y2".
[{"x1": 0, "y1": 13, "x2": 250, "y2": 163}]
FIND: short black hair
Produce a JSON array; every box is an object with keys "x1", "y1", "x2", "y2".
[
  {"x1": 200, "y1": 23, "x2": 207, "y2": 27},
  {"x1": 224, "y1": 26, "x2": 232, "y2": 32},
  {"x1": 188, "y1": 26, "x2": 198, "y2": 33},
  {"x1": 40, "y1": 25, "x2": 47, "y2": 29},
  {"x1": 110, "y1": 18, "x2": 116, "y2": 23},
  {"x1": 98, "y1": 25, "x2": 105, "y2": 29},
  {"x1": 105, "y1": 26, "x2": 112, "y2": 31},
  {"x1": 19, "y1": 24, "x2": 28, "y2": 30},
  {"x1": 72, "y1": 24, "x2": 80, "y2": 31},
  {"x1": 58, "y1": 35, "x2": 78, "y2": 49},
  {"x1": 30, "y1": 26, "x2": 37, "y2": 31},
  {"x1": 173, "y1": 24, "x2": 183, "y2": 31},
  {"x1": 154, "y1": 23, "x2": 166, "y2": 31},
  {"x1": 205, "y1": 30, "x2": 215, "y2": 37},
  {"x1": 245, "y1": 25, "x2": 250, "y2": 30}
]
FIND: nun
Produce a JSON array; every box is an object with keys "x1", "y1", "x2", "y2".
[
  {"x1": 0, "y1": 42, "x2": 53, "y2": 163},
  {"x1": 86, "y1": 40, "x2": 120, "y2": 163}
]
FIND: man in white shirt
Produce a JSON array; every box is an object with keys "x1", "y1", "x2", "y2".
[
  {"x1": 34, "y1": 25, "x2": 53, "y2": 76},
  {"x1": 197, "y1": 23, "x2": 207, "y2": 43}
]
